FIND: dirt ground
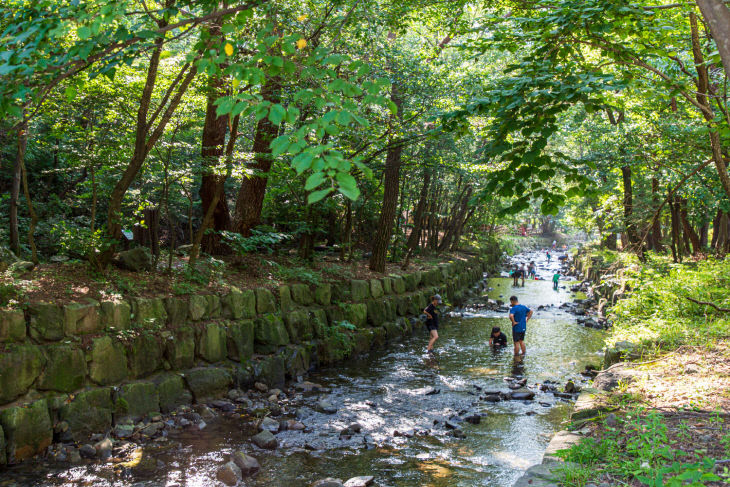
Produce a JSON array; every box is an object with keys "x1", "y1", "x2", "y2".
[{"x1": 2, "y1": 249, "x2": 475, "y2": 306}]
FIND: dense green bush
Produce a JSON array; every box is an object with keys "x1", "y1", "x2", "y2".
[{"x1": 609, "y1": 256, "x2": 730, "y2": 348}]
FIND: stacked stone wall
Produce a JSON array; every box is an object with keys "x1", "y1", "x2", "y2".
[{"x1": 0, "y1": 257, "x2": 489, "y2": 465}]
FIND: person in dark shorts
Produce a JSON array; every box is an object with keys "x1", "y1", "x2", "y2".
[
  {"x1": 509, "y1": 295, "x2": 532, "y2": 356},
  {"x1": 512, "y1": 265, "x2": 524, "y2": 287},
  {"x1": 424, "y1": 294, "x2": 442, "y2": 353},
  {"x1": 489, "y1": 326, "x2": 508, "y2": 347}
]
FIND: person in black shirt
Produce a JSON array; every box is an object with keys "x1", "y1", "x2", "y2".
[
  {"x1": 424, "y1": 294, "x2": 442, "y2": 354},
  {"x1": 512, "y1": 266, "x2": 524, "y2": 287},
  {"x1": 489, "y1": 326, "x2": 508, "y2": 347}
]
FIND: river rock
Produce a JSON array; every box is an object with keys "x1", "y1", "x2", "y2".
[
  {"x1": 315, "y1": 399, "x2": 337, "y2": 414},
  {"x1": 251, "y1": 430, "x2": 278, "y2": 449},
  {"x1": 259, "y1": 416, "x2": 280, "y2": 433},
  {"x1": 217, "y1": 461, "x2": 242, "y2": 486},
  {"x1": 312, "y1": 479, "x2": 344, "y2": 487},
  {"x1": 509, "y1": 388, "x2": 535, "y2": 400},
  {"x1": 449, "y1": 429, "x2": 466, "y2": 439},
  {"x1": 112, "y1": 247, "x2": 152, "y2": 272},
  {"x1": 79, "y1": 443, "x2": 97, "y2": 459},
  {"x1": 232, "y1": 451, "x2": 260, "y2": 476},
  {"x1": 285, "y1": 419, "x2": 305, "y2": 431},
  {"x1": 564, "y1": 380, "x2": 577, "y2": 393},
  {"x1": 464, "y1": 414, "x2": 481, "y2": 425},
  {"x1": 94, "y1": 438, "x2": 113, "y2": 460},
  {"x1": 344, "y1": 476, "x2": 375, "y2": 487}
]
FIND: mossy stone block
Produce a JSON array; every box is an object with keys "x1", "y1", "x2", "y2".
[
  {"x1": 115, "y1": 381, "x2": 159, "y2": 422},
  {"x1": 0, "y1": 344, "x2": 44, "y2": 403},
  {"x1": 38, "y1": 345, "x2": 86, "y2": 392},
  {"x1": 59, "y1": 388, "x2": 112, "y2": 442},
  {"x1": 206, "y1": 294, "x2": 221, "y2": 318},
  {"x1": 284, "y1": 310, "x2": 312, "y2": 343},
  {"x1": 371, "y1": 327, "x2": 388, "y2": 348},
  {"x1": 255, "y1": 288, "x2": 276, "y2": 314},
  {"x1": 196, "y1": 322, "x2": 227, "y2": 363},
  {"x1": 254, "y1": 314, "x2": 289, "y2": 354},
  {"x1": 314, "y1": 284, "x2": 331, "y2": 306},
  {"x1": 352, "y1": 329, "x2": 374, "y2": 355},
  {"x1": 383, "y1": 298, "x2": 397, "y2": 321},
  {"x1": 381, "y1": 277, "x2": 393, "y2": 295},
  {"x1": 290, "y1": 284, "x2": 313, "y2": 306},
  {"x1": 0, "y1": 309, "x2": 25, "y2": 342},
  {"x1": 310, "y1": 309, "x2": 328, "y2": 338},
  {"x1": 350, "y1": 280, "x2": 370, "y2": 301},
  {"x1": 369, "y1": 279, "x2": 384, "y2": 299},
  {"x1": 383, "y1": 321, "x2": 403, "y2": 339},
  {"x1": 366, "y1": 300, "x2": 387, "y2": 326},
  {"x1": 188, "y1": 295, "x2": 208, "y2": 321},
  {"x1": 155, "y1": 374, "x2": 192, "y2": 413},
  {"x1": 0, "y1": 425, "x2": 5, "y2": 466},
  {"x1": 28, "y1": 302, "x2": 64, "y2": 341},
  {"x1": 126, "y1": 333, "x2": 163, "y2": 378},
  {"x1": 409, "y1": 293, "x2": 428, "y2": 316},
  {"x1": 346, "y1": 303, "x2": 367, "y2": 328},
  {"x1": 324, "y1": 306, "x2": 345, "y2": 326},
  {"x1": 278, "y1": 285, "x2": 294, "y2": 313},
  {"x1": 165, "y1": 327, "x2": 195, "y2": 370},
  {"x1": 284, "y1": 346, "x2": 311, "y2": 378},
  {"x1": 183, "y1": 367, "x2": 232, "y2": 402},
  {"x1": 89, "y1": 336, "x2": 127, "y2": 385},
  {"x1": 131, "y1": 297, "x2": 167, "y2": 327},
  {"x1": 222, "y1": 287, "x2": 257, "y2": 319},
  {"x1": 403, "y1": 272, "x2": 421, "y2": 291},
  {"x1": 63, "y1": 300, "x2": 100, "y2": 335},
  {"x1": 99, "y1": 300, "x2": 131, "y2": 331},
  {"x1": 391, "y1": 276, "x2": 406, "y2": 294},
  {"x1": 164, "y1": 297, "x2": 189, "y2": 327},
  {"x1": 317, "y1": 334, "x2": 354, "y2": 365},
  {"x1": 0, "y1": 400, "x2": 52, "y2": 463},
  {"x1": 253, "y1": 355, "x2": 286, "y2": 388},
  {"x1": 227, "y1": 320, "x2": 254, "y2": 362},
  {"x1": 330, "y1": 282, "x2": 350, "y2": 302}
]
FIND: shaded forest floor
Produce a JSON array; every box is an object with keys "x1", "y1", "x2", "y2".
[{"x1": 1, "y1": 248, "x2": 478, "y2": 306}]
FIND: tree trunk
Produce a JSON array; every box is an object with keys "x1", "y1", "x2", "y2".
[
  {"x1": 621, "y1": 165, "x2": 639, "y2": 248},
  {"x1": 651, "y1": 177, "x2": 664, "y2": 251},
  {"x1": 603, "y1": 233, "x2": 617, "y2": 251},
  {"x1": 680, "y1": 198, "x2": 701, "y2": 254},
  {"x1": 233, "y1": 77, "x2": 281, "y2": 236},
  {"x1": 101, "y1": 39, "x2": 198, "y2": 267},
  {"x1": 712, "y1": 209, "x2": 722, "y2": 249},
  {"x1": 669, "y1": 194, "x2": 682, "y2": 262},
  {"x1": 9, "y1": 123, "x2": 25, "y2": 255},
  {"x1": 405, "y1": 170, "x2": 431, "y2": 251},
  {"x1": 451, "y1": 207, "x2": 475, "y2": 251},
  {"x1": 696, "y1": 0, "x2": 730, "y2": 82},
  {"x1": 369, "y1": 86, "x2": 404, "y2": 273},
  {"x1": 689, "y1": 11, "x2": 730, "y2": 200},
  {"x1": 439, "y1": 186, "x2": 472, "y2": 251},
  {"x1": 199, "y1": 67, "x2": 232, "y2": 254}
]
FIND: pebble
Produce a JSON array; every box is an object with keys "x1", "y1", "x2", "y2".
[
  {"x1": 94, "y1": 438, "x2": 113, "y2": 460},
  {"x1": 286, "y1": 419, "x2": 306, "y2": 431},
  {"x1": 232, "y1": 451, "x2": 260, "y2": 476},
  {"x1": 315, "y1": 400, "x2": 338, "y2": 415},
  {"x1": 312, "y1": 479, "x2": 344, "y2": 487},
  {"x1": 259, "y1": 416, "x2": 280, "y2": 433},
  {"x1": 254, "y1": 382, "x2": 269, "y2": 393},
  {"x1": 251, "y1": 430, "x2": 278, "y2": 449},
  {"x1": 449, "y1": 429, "x2": 466, "y2": 439},
  {"x1": 79, "y1": 444, "x2": 97, "y2": 459},
  {"x1": 216, "y1": 461, "x2": 242, "y2": 486},
  {"x1": 464, "y1": 415, "x2": 481, "y2": 425}
]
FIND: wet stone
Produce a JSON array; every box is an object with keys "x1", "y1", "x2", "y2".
[
  {"x1": 312, "y1": 479, "x2": 344, "y2": 487},
  {"x1": 251, "y1": 430, "x2": 278, "y2": 449},
  {"x1": 315, "y1": 400, "x2": 337, "y2": 414},
  {"x1": 79, "y1": 444, "x2": 97, "y2": 459},
  {"x1": 232, "y1": 451, "x2": 260, "y2": 476},
  {"x1": 344, "y1": 476, "x2": 375, "y2": 487},
  {"x1": 217, "y1": 461, "x2": 242, "y2": 486}
]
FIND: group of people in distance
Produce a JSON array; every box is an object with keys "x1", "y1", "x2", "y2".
[{"x1": 424, "y1": 243, "x2": 568, "y2": 355}]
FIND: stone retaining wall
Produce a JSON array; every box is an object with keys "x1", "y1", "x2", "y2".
[{"x1": 0, "y1": 257, "x2": 489, "y2": 466}]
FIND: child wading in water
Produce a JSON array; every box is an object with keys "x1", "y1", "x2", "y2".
[
  {"x1": 552, "y1": 271, "x2": 560, "y2": 290},
  {"x1": 424, "y1": 294, "x2": 442, "y2": 354}
]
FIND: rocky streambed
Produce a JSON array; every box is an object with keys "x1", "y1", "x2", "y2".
[{"x1": 2, "y1": 252, "x2": 606, "y2": 487}]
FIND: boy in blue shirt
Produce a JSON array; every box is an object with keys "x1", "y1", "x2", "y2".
[{"x1": 509, "y1": 295, "x2": 532, "y2": 356}]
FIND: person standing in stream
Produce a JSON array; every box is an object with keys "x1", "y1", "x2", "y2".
[
  {"x1": 423, "y1": 294, "x2": 442, "y2": 354},
  {"x1": 509, "y1": 295, "x2": 532, "y2": 356}
]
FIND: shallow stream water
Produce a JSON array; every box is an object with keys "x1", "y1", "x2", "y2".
[{"x1": 5, "y1": 250, "x2": 605, "y2": 487}]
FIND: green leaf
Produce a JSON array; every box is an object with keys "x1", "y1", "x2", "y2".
[
  {"x1": 268, "y1": 104, "x2": 286, "y2": 126},
  {"x1": 291, "y1": 152, "x2": 314, "y2": 173},
  {"x1": 308, "y1": 188, "x2": 333, "y2": 204},
  {"x1": 305, "y1": 172, "x2": 325, "y2": 191},
  {"x1": 77, "y1": 26, "x2": 91, "y2": 39},
  {"x1": 64, "y1": 86, "x2": 77, "y2": 101}
]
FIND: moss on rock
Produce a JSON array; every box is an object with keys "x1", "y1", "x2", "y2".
[
  {"x1": 227, "y1": 319, "x2": 254, "y2": 362},
  {"x1": 38, "y1": 345, "x2": 86, "y2": 392},
  {"x1": 188, "y1": 295, "x2": 208, "y2": 321},
  {"x1": 115, "y1": 381, "x2": 159, "y2": 421},
  {"x1": 253, "y1": 314, "x2": 289, "y2": 354},
  {"x1": 369, "y1": 279, "x2": 384, "y2": 299},
  {"x1": 0, "y1": 344, "x2": 44, "y2": 403},
  {"x1": 345, "y1": 303, "x2": 367, "y2": 328},
  {"x1": 165, "y1": 326, "x2": 195, "y2": 369},
  {"x1": 222, "y1": 287, "x2": 256, "y2": 319},
  {"x1": 28, "y1": 302, "x2": 65, "y2": 341},
  {"x1": 184, "y1": 367, "x2": 233, "y2": 402},
  {"x1": 126, "y1": 333, "x2": 163, "y2": 378},
  {"x1": 0, "y1": 400, "x2": 52, "y2": 463},
  {"x1": 350, "y1": 280, "x2": 370, "y2": 301},
  {"x1": 89, "y1": 336, "x2": 128, "y2": 385},
  {"x1": 63, "y1": 300, "x2": 100, "y2": 335},
  {"x1": 164, "y1": 297, "x2": 189, "y2": 327},
  {"x1": 155, "y1": 373, "x2": 192, "y2": 413},
  {"x1": 59, "y1": 388, "x2": 113, "y2": 442},
  {"x1": 290, "y1": 284, "x2": 313, "y2": 306},
  {"x1": 99, "y1": 300, "x2": 131, "y2": 331},
  {"x1": 314, "y1": 284, "x2": 331, "y2": 306},
  {"x1": 0, "y1": 309, "x2": 25, "y2": 342},
  {"x1": 196, "y1": 322, "x2": 228, "y2": 363},
  {"x1": 254, "y1": 288, "x2": 276, "y2": 314},
  {"x1": 131, "y1": 298, "x2": 167, "y2": 327}
]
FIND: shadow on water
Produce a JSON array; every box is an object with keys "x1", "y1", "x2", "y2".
[{"x1": 7, "y1": 271, "x2": 605, "y2": 487}]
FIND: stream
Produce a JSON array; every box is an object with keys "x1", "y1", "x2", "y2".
[{"x1": 4, "y1": 249, "x2": 606, "y2": 487}]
